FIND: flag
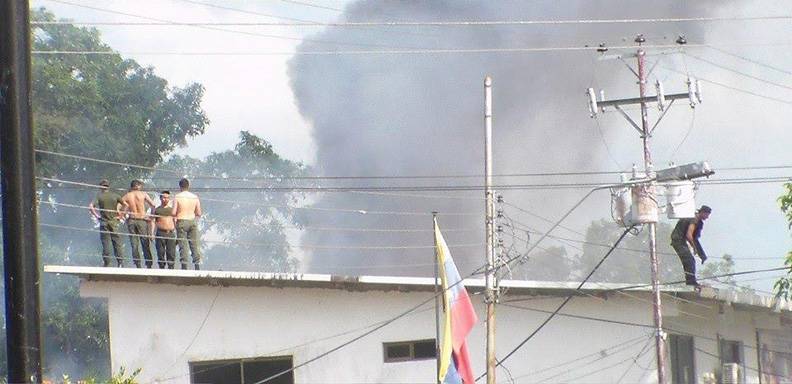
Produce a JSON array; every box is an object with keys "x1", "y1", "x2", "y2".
[{"x1": 435, "y1": 218, "x2": 478, "y2": 384}]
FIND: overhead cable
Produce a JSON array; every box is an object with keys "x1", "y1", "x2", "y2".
[
  {"x1": 42, "y1": 0, "x2": 418, "y2": 50},
  {"x1": 657, "y1": 63, "x2": 792, "y2": 106},
  {"x1": 37, "y1": 177, "x2": 480, "y2": 216},
  {"x1": 278, "y1": 0, "x2": 343, "y2": 12},
  {"x1": 40, "y1": 223, "x2": 484, "y2": 250},
  {"x1": 174, "y1": 0, "x2": 315, "y2": 23},
  {"x1": 684, "y1": 52, "x2": 792, "y2": 92},
  {"x1": 36, "y1": 149, "x2": 792, "y2": 180},
  {"x1": 706, "y1": 45, "x2": 792, "y2": 77},
  {"x1": 32, "y1": 15, "x2": 792, "y2": 27},
  {"x1": 249, "y1": 262, "x2": 490, "y2": 384},
  {"x1": 479, "y1": 227, "x2": 635, "y2": 380}
]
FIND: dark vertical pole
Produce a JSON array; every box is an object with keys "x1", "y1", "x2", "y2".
[{"x1": 0, "y1": 1, "x2": 43, "y2": 383}]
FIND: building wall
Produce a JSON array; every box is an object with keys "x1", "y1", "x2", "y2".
[{"x1": 82, "y1": 281, "x2": 781, "y2": 383}]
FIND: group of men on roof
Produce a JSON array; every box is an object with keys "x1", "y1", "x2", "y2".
[{"x1": 88, "y1": 178, "x2": 203, "y2": 270}]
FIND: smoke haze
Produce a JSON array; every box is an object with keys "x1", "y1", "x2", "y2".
[{"x1": 289, "y1": 0, "x2": 792, "y2": 281}]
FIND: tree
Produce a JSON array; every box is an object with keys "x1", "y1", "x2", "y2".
[
  {"x1": 0, "y1": 8, "x2": 210, "y2": 379},
  {"x1": 162, "y1": 131, "x2": 308, "y2": 272},
  {"x1": 774, "y1": 183, "x2": 792, "y2": 298},
  {"x1": 32, "y1": 8, "x2": 209, "y2": 183},
  {"x1": 521, "y1": 246, "x2": 573, "y2": 281},
  {"x1": 572, "y1": 219, "x2": 684, "y2": 284}
]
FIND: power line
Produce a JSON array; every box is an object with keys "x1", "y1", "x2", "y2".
[
  {"x1": 39, "y1": 223, "x2": 484, "y2": 251},
  {"x1": 533, "y1": 335, "x2": 653, "y2": 383},
  {"x1": 31, "y1": 42, "x2": 754, "y2": 57},
  {"x1": 250, "y1": 262, "x2": 490, "y2": 384},
  {"x1": 174, "y1": 0, "x2": 316, "y2": 23},
  {"x1": 278, "y1": 0, "x2": 343, "y2": 12},
  {"x1": 38, "y1": 177, "x2": 481, "y2": 216},
  {"x1": 656, "y1": 62, "x2": 792, "y2": 106},
  {"x1": 32, "y1": 15, "x2": 792, "y2": 27},
  {"x1": 684, "y1": 52, "x2": 792, "y2": 92},
  {"x1": 500, "y1": 333, "x2": 650, "y2": 380},
  {"x1": 480, "y1": 227, "x2": 634, "y2": 380},
  {"x1": 42, "y1": 0, "x2": 414, "y2": 50},
  {"x1": 36, "y1": 149, "x2": 792, "y2": 180},
  {"x1": 706, "y1": 45, "x2": 792, "y2": 77},
  {"x1": 38, "y1": 176, "x2": 792, "y2": 192},
  {"x1": 44, "y1": 201, "x2": 481, "y2": 233}
]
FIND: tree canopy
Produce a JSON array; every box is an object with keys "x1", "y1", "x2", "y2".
[
  {"x1": 774, "y1": 183, "x2": 792, "y2": 297},
  {"x1": 32, "y1": 8, "x2": 208, "y2": 183},
  {"x1": 2, "y1": 8, "x2": 302, "y2": 380}
]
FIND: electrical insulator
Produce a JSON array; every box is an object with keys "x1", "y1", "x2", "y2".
[
  {"x1": 687, "y1": 77, "x2": 698, "y2": 108},
  {"x1": 587, "y1": 88, "x2": 598, "y2": 118},
  {"x1": 496, "y1": 194, "x2": 504, "y2": 203},
  {"x1": 496, "y1": 209, "x2": 504, "y2": 218},
  {"x1": 655, "y1": 80, "x2": 666, "y2": 111},
  {"x1": 497, "y1": 239, "x2": 504, "y2": 247},
  {"x1": 695, "y1": 79, "x2": 703, "y2": 104},
  {"x1": 496, "y1": 225, "x2": 503, "y2": 233}
]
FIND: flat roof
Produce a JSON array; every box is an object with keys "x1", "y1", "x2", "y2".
[{"x1": 44, "y1": 265, "x2": 792, "y2": 313}]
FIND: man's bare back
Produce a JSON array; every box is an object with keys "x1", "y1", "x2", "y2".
[
  {"x1": 174, "y1": 191, "x2": 201, "y2": 220},
  {"x1": 123, "y1": 190, "x2": 156, "y2": 220}
]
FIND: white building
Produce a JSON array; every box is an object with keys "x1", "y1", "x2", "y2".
[{"x1": 46, "y1": 265, "x2": 792, "y2": 384}]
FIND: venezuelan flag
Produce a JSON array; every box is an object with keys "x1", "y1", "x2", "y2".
[{"x1": 435, "y1": 218, "x2": 478, "y2": 384}]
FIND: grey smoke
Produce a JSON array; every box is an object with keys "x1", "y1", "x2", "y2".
[{"x1": 288, "y1": 0, "x2": 792, "y2": 281}]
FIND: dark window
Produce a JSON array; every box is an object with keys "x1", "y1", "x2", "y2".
[
  {"x1": 384, "y1": 339, "x2": 436, "y2": 362},
  {"x1": 669, "y1": 334, "x2": 696, "y2": 384},
  {"x1": 720, "y1": 339, "x2": 743, "y2": 365},
  {"x1": 719, "y1": 339, "x2": 744, "y2": 383},
  {"x1": 190, "y1": 356, "x2": 293, "y2": 384}
]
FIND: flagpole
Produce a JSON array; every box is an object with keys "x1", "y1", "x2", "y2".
[{"x1": 433, "y1": 212, "x2": 441, "y2": 384}]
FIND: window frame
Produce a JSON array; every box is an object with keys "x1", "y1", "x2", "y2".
[
  {"x1": 383, "y1": 339, "x2": 437, "y2": 363},
  {"x1": 668, "y1": 334, "x2": 696, "y2": 384},
  {"x1": 189, "y1": 355, "x2": 294, "y2": 384},
  {"x1": 719, "y1": 337, "x2": 745, "y2": 383}
]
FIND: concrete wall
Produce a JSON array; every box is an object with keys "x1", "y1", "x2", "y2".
[{"x1": 81, "y1": 281, "x2": 781, "y2": 383}]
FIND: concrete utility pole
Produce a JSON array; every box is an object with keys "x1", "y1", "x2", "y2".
[
  {"x1": 0, "y1": 1, "x2": 44, "y2": 383},
  {"x1": 585, "y1": 34, "x2": 702, "y2": 384},
  {"x1": 483, "y1": 76, "x2": 497, "y2": 384}
]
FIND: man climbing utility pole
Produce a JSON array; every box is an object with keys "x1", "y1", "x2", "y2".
[{"x1": 586, "y1": 34, "x2": 704, "y2": 383}]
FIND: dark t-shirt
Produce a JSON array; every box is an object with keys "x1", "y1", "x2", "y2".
[
  {"x1": 94, "y1": 191, "x2": 123, "y2": 221},
  {"x1": 153, "y1": 206, "x2": 174, "y2": 219},
  {"x1": 671, "y1": 217, "x2": 705, "y2": 256}
]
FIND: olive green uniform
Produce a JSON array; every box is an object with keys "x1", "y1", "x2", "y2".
[
  {"x1": 176, "y1": 219, "x2": 201, "y2": 269},
  {"x1": 154, "y1": 206, "x2": 176, "y2": 269},
  {"x1": 94, "y1": 191, "x2": 125, "y2": 267}
]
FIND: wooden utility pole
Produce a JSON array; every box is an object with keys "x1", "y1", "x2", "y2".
[{"x1": 586, "y1": 34, "x2": 701, "y2": 383}]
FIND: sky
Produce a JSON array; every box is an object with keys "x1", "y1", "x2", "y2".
[{"x1": 30, "y1": 0, "x2": 792, "y2": 291}]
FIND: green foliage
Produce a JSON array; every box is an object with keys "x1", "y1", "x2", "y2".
[
  {"x1": 31, "y1": 8, "x2": 209, "y2": 185},
  {"x1": 572, "y1": 219, "x2": 683, "y2": 284},
  {"x1": 523, "y1": 246, "x2": 572, "y2": 281},
  {"x1": 775, "y1": 183, "x2": 792, "y2": 298},
  {"x1": 162, "y1": 131, "x2": 308, "y2": 271},
  {"x1": 108, "y1": 367, "x2": 140, "y2": 384},
  {"x1": 0, "y1": 6, "x2": 208, "y2": 379}
]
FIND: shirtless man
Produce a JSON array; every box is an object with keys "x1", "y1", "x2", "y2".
[
  {"x1": 173, "y1": 178, "x2": 202, "y2": 270},
  {"x1": 153, "y1": 191, "x2": 177, "y2": 269},
  {"x1": 122, "y1": 179, "x2": 157, "y2": 268}
]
